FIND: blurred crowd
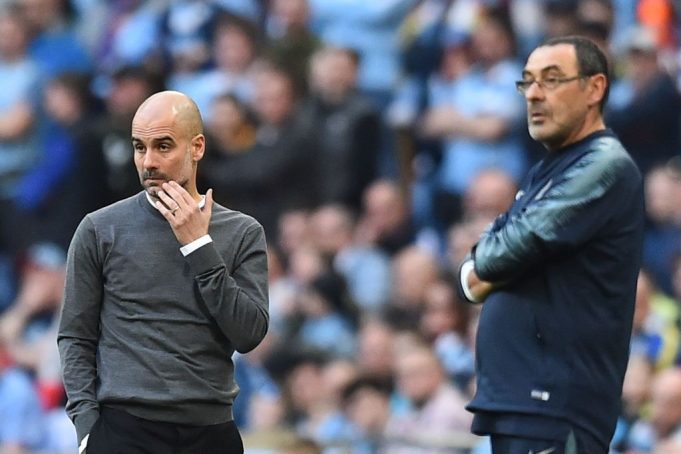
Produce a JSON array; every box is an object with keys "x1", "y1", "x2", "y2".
[{"x1": 0, "y1": 0, "x2": 681, "y2": 453}]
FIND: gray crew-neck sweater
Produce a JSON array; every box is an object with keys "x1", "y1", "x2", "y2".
[{"x1": 58, "y1": 192, "x2": 269, "y2": 443}]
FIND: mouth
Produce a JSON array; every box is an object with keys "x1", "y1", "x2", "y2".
[
  {"x1": 143, "y1": 176, "x2": 166, "y2": 186},
  {"x1": 528, "y1": 110, "x2": 547, "y2": 124}
]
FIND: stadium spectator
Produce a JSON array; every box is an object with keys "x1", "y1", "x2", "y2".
[
  {"x1": 357, "y1": 179, "x2": 416, "y2": 256},
  {"x1": 19, "y1": 0, "x2": 92, "y2": 78},
  {"x1": 179, "y1": 16, "x2": 260, "y2": 120},
  {"x1": 630, "y1": 270, "x2": 680, "y2": 370},
  {"x1": 461, "y1": 167, "x2": 517, "y2": 222},
  {"x1": 91, "y1": 0, "x2": 163, "y2": 73},
  {"x1": 291, "y1": 271, "x2": 359, "y2": 358},
  {"x1": 309, "y1": 204, "x2": 391, "y2": 312},
  {"x1": 626, "y1": 367, "x2": 681, "y2": 451},
  {"x1": 0, "y1": 7, "x2": 40, "y2": 256},
  {"x1": 383, "y1": 345, "x2": 473, "y2": 453},
  {"x1": 307, "y1": 0, "x2": 419, "y2": 108},
  {"x1": 356, "y1": 317, "x2": 397, "y2": 384},
  {"x1": 0, "y1": 364, "x2": 45, "y2": 453},
  {"x1": 200, "y1": 93, "x2": 258, "y2": 213},
  {"x1": 390, "y1": 246, "x2": 439, "y2": 314},
  {"x1": 419, "y1": 277, "x2": 475, "y2": 393},
  {"x1": 607, "y1": 26, "x2": 681, "y2": 177},
  {"x1": 612, "y1": 354, "x2": 655, "y2": 451},
  {"x1": 265, "y1": 0, "x2": 320, "y2": 95},
  {"x1": 341, "y1": 376, "x2": 392, "y2": 453},
  {"x1": 303, "y1": 47, "x2": 381, "y2": 209},
  {"x1": 420, "y1": 8, "x2": 526, "y2": 229},
  {"x1": 200, "y1": 66, "x2": 317, "y2": 237},
  {"x1": 641, "y1": 165, "x2": 681, "y2": 296},
  {"x1": 10, "y1": 72, "x2": 106, "y2": 254}
]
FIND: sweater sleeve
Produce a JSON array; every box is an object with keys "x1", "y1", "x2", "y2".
[
  {"x1": 57, "y1": 216, "x2": 103, "y2": 443},
  {"x1": 474, "y1": 147, "x2": 635, "y2": 283},
  {"x1": 183, "y1": 222, "x2": 269, "y2": 353}
]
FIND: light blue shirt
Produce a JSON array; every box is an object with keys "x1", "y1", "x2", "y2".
[
  {"x1": 168, "y1": 69, "x2": 254, "y2": 122},
  {"x1": 0, "y1": 368, "x2": 45, "y2": 448},
  {"x1": 335, "y1": 246, "x2": 391, "y2": 312},
  {"x1": 434, "y1": 59, "x2": 526, "y2": 194},
  {"x1": 107, "y1": 3, "x2": 162, "y2": 68},
  {"x1": 299, "y1": 314, "x2": 356, "y2": 358},
  {"x1": 308, "y1": 0, "x2": 419, "y2": 93}
]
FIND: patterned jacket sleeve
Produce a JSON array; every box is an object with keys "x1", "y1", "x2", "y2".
[{"x1": 474, "y1": 145, "x2": 638, "y2": 283}]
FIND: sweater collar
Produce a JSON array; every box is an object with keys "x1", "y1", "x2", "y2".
[{"x1": 145, "y1": 192, "x2": 206, "y2": 211}]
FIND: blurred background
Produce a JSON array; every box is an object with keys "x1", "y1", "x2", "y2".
[{"x1": 0, "y1": 0, "x2": 680, "y2": 453}]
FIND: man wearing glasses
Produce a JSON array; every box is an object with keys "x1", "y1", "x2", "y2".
[{"x1": 459, "y1": 36, "x2": 644, "y2": 453}]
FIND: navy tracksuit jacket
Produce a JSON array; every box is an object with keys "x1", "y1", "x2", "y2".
[{"x1": 463, "y1": 129, "x2": 644, "y2": 449}]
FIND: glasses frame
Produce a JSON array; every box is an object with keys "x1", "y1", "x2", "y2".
[{"x1": 515, "y1": 75, "x2": 585, "y2": 94}]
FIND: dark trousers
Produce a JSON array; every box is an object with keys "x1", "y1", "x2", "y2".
[
  {"x1": 87, "y1": 407, "x2": 243, "y2": 454},
  {"x1": 490, "y1": 429, "x2": 606, "y2": 454}
]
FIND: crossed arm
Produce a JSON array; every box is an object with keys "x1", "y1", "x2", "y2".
[{"x1": 458, "y1": 147, "x2": 631, "y2": 303}]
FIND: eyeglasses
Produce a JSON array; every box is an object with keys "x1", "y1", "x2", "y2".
[{"x1": 515, "y1": 75, "x2": 584, "y2": 94}]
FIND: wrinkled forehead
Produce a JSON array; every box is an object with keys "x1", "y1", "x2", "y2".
[
  {"x1": 132, "y1": 112, "x2": 180, "y2": 140},
  {"x1": 523, "y1": 43, "x2": 579, "y2": 76}
]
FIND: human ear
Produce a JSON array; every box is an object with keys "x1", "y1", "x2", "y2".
[
  {"x1": 191, "y1": 134, "x2": 205, "y2": 162},
  {"x1": 587, "y1": 74, "x2": 607, "y2": 108}
]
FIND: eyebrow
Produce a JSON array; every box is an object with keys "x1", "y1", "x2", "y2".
[
  {"x1": 131, "y1": 135, "x2": 176, "y2": 143},
  {"x1": 522, "y1": 65, "x2": 565, "y2": 77}
]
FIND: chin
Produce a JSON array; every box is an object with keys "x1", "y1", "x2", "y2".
[
  {"x1": 528, "y1": 125, "x2": 552, "y2": 142},
  {"x1": 144, "y1": 186, "x2": 160, "y2": 197}
]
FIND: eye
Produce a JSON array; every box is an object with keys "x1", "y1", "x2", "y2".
[
  {"x1": 516, "y1": 79, "x2": 534, "y2": 93},
  {"x1": 159, "y1": 143, "x2": 171, "y2": 152},
  {"x1": 543, "y1": 77, "x2": 561, "y2": 88},
  {"x1": 133, "y1": 143, "x2": 145, "y2": 153}
]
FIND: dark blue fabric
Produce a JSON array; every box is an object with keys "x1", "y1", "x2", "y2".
[
  {"x1": 15, "y1": 120, "x2": 75, "y2": 211},
  {"x1": 488, "y1": 427, "x2": 604, "y2": 454},
  {"x1": 642, "y1": 222, "x2": 681, "y2": 295},
  {"x1": 466, "y1": 130, "x2": 645, "y2": 449}
]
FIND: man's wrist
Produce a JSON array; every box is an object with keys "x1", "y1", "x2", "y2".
[
  {"x1": 78, "y1": 434, "x2": 89, "y2": 454},
  {"x1": 180, "y1": 234, "x2": 212, "y2": 256},
  {"x1": 460, "y1": 259, "x2": 483, "y2": 304}
]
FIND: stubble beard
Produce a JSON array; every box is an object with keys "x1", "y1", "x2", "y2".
[{"x1": 140, "y1": 173, "x2": 190, "y2": 203}]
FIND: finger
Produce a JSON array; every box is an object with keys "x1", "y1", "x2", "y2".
[
  {"x1": 204, "y1": 188, "x2": 213, "y2": 219},
  {"x1": 169, "y1": 181, "x2": 195, "y2": 206},
  {"x1": 155, "y1": 200, "x2": 177, "y2": 222},
  {"x1": 162, "y1": 183, "x2": 191, "y2": 211},
  {"x1": 157, "y1": 190, "x2": 180, "y2": 212}
]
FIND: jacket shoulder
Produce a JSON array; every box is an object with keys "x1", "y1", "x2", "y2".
[
  {"x1": 563, "y1": 136, "x2": 641, "y2": 195},
  {"x1": 584, "y1": 136, "x2": 640, "y2": 178}
]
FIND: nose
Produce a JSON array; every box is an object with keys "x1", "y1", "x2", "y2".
[
  {"x1": 143, "y1": 150, "x2": 159, "y2": 170},
  {"x1": 524, "y1": 80, "x2": 544, "y2": 101}
]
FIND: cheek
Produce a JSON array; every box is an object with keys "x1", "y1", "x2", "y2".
[
  {"x1": 172, "y1": 152, "x2": 194, "y2": 177},
  {"x1": 134, "y1": 154, "x2": 144, "y2": 170},
  {"x1": 553, "y1": 92, "x2": 589, "y2": 123},
  {"x1": 552, "y1": 101, "x2": 574, "y2": 123}
]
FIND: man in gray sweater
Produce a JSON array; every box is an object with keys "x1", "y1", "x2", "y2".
[{"x1": 57, "y1": 91, "x2": 269, "y2": 454}]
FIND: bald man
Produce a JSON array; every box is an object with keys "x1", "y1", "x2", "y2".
[{"x1": 58, "y1": 91, "x2": 269, "y2": 454}]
